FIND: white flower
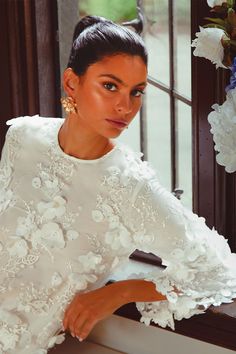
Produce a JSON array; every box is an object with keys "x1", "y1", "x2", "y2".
[
  {"x1": 66, "y1": 230, "x2": 79, "y2": 241},
  {"x1": 92, "y1": 210, "x2": 104, "y2": 222},
  {"x1": 77, "y1": 251, "x2": 103, "y2": 273},
  {"x1": 105, "y1": 225, "x2": 133, "y2": 250},
  {"x1": 48, "y1": 333, "x2": 65, "y2": 348},
  {"x1": 207, "y1": 0, "x2": 226, "y2": 7},
  {"x1": 0, "y1": 328, "x2": 19, "y2": 351},
  {"x1": 32, "y1": 222, "x2": 65, "y2": 249},
  {"x1": 108, "y1": 215, "x2": 120, "y2": 229},
  {"x1": 100, "y1": 203, "x2": 113, "y2": 217},
  {"x1": 7, "y1": 239, "x2": 29, "y2": 257},
  {"x1": 208, "y1": 88, "x2": 236, "y2": 172},
  {"x1": 45, "y1": 179, "x2": 59, "y2": 190},
  {"x1": 16, "y1": 214, "x2": 35, "y2": 238},
  {"x1": 106, "y1": 175, "x2": 119, "y2": 187},
  {"x1": 69, "y1": 273, "x2": 97, "y2": 290},
  {"x1": 37, "y1": 196, "x2": 66, "y2": 221},
  {"x1": 51, "y1": 272, "x2": 63, "y2": 287},
  {"x1": 191, "y1": 26, "x2": 226, "y2": 68},
  {"x1": 32, "y1": 177, "x2": 41, "y2": 189}
]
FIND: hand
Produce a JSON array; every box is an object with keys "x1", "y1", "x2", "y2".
[{"x1": 62, "y1": 285, "x2": 123, "y2": 341}]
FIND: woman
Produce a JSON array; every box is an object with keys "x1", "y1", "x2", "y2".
[{"x1": 1, "y1": 15, "x2": 236, "y2": 353}]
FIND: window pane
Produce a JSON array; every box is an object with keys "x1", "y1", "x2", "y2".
[
  {"x1": 146, "y1": 85, "x2": 171, "y2": 190},
  {"x1": 79, "y1": 0, "x2": 136, "y2": 22},
  {"x1": 174, "y1": 0, "x2": 191, "y2": 98},
  {"x1": 143, "y1": 0, "x2": 169, "y2": 85},
  {"x1": 117, "y1": 112, "x2": 141, "y2": 152},
  {"x1": 177, "y1": 100, "x2": 192, "y2": 209}
]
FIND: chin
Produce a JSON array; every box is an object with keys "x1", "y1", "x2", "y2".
[{"x1": 107, "y1": 130, "x2": 123, "y2": 139}]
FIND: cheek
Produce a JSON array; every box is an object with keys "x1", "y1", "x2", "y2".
[
  {"x1": 77, "y1": 90, "x2": 108, "y2": 116},
  {"x1": 132, "y1": 99, "x2": 142, "y2": 114}
]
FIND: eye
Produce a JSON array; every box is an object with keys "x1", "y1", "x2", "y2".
[
  {"x1": 131, "y1": 89, "x2": 146, "y2": 97},
  {"x1": 103, "y1": 82, "x2": 117, "y2": 91}
]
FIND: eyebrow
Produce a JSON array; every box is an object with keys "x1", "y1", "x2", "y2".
[{"x1": 98, "y1": 74, "x2": 147, "y2": 87}]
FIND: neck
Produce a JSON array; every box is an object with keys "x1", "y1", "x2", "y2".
[{"x1": 58, "y1": 115, "x2": 114, "y2": 160}]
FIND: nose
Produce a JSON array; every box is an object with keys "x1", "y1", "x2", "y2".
[{"x1": 115, "y1": 94, "x2": 132, "y2": 114}]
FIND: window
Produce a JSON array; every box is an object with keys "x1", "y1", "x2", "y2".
[{"x1": 142, "y1": 0, "x2": 192, "y2": 208}]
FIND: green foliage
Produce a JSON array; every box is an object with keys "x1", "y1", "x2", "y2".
[{"x1": 79, "y1": 0, "x2": 137, "y2": 22}]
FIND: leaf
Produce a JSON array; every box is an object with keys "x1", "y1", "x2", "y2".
[
  {"x1": 222, "y1": 35, "x2": 231, "y2": 48},
  {"x1": 227, "y1": 0, "x2": 235, "y2": 8},
  {"x1": 203, "y1": 24, "x2": 227, "y2": 31},
  {"x1": 204, "y1": 17, "x2": 226, "y2": 26},
  {"x1": 227, "y1": 8, "x2": 236, "y2": 27}
]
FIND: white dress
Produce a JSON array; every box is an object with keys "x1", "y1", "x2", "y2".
[{"x1": 1, "y1": 115, "x2": 236, "y2": 353}]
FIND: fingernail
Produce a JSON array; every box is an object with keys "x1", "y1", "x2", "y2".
[
  {"x1": 77, "y1": 336, "x2": 83, "y2": 342},
  {"x1": 71, "y1": 333, "x2": 75, "y2": 338},
  {"x1": 62, "y1": 326, "x2": 65, "y2": 331}
]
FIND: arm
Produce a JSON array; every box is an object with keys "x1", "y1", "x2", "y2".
[{"x1": 63, "y1": 278, "x2": 167, "y2": 341}]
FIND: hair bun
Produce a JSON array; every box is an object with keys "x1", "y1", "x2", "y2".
[{"x1": 72, "y1": 15, "x2": 112, "y2": 42}]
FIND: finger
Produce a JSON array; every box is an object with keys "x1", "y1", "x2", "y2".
[
  {"x1": 79, "y1": 317, "x2": 97, "y2": 341},
  {"x1": 63, "y1": 294, "x2": 80, "y2": 329},
  {"x1": 73, "y1": 310, "x2": 89, "y2": 338},
  {"x1": 63, "y1": 302, "x2": 80, "y2": 332}
]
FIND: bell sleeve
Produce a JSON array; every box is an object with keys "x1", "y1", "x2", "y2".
[{"x1": 129, "y1": 173, "x2": 236, "y2": 330}]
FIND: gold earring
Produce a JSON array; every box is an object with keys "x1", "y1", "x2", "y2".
[{"x1": 60, "y1": 96, "x2": 77, "y2": 114}]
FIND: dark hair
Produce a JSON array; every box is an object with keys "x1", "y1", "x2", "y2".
[{"x1": 67, "y1": 15, "x2": 148, "y2": 76}]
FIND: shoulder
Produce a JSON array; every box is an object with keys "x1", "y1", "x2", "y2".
[
  {"x1": 5, "y1": 115, "x2": 63, "y2": 145},
  {"x1": 116, "y1": 143, "x2": 158, "y2": 183},
  {"x1": 6, "y1": 115, "x2": 62, "y2": 132}
]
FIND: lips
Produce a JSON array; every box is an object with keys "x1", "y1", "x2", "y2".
[{"x1": 106, "y1": 119, "x2": 128, "y2": 128}]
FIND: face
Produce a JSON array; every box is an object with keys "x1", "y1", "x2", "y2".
[{"x1": 63, "y1": 54, "x2": 147, "y2": 138}]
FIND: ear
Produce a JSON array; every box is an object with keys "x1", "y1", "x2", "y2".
[{"x1": 62, "y1": 68, "x2": 79, "y2": 97}]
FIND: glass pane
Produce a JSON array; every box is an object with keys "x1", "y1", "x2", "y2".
[
  {"x1": 79, "y1": 0, "x2": 137, "y2": 22},
  {"x1": 117, "y1": 112, "x2": 141, "y2": 152},
  {"x1": 143, "y1": 0, "x2": 169, "y2": 85},
  {"x1": 146, "y1": 85, "x2": 171, "y2": 190},
  {"x1": 174, "y1": 0, "x2": 191, "y2": 98},
  {"x1": 177, "y1": 100, "x2": 192, "y2": 209}
]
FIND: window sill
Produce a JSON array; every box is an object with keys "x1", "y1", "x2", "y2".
[
  {"x1": 109, "y1": 252, "x2": 236, "y2": 352},
  {"x1": 114, "y1": 301, "x2": 236, "y2": 352}
]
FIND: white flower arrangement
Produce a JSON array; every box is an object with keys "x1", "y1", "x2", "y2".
[
  {"x1": 192, "y1": 0, "x2": 236, "y2": 172},
  {"x1": 207, "y1": 0, "x2": 227, "y2": 7},
  {"x1": 192, "y1": 27, "x2": 227, "y2": 68},
  {"x1": 208, "y1": 88, "x2": 236, "y2": 172}
]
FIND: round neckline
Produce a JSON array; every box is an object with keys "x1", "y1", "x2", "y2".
[{"x1": 53, "y1": 118, "x2": 120, "y2": 164}]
